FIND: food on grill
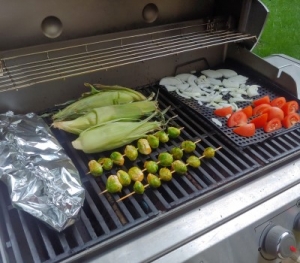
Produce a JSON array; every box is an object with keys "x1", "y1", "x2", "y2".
[
  {"x1": 147, "y1": 134, "x2": 160, "y2": 149},
  {"x1": 71, "y1": 111, "x2": 163, "y2": 153},
  {"x1": 281, "y1": 100, "x2": 299, "y2": 115},
  {"x1": 203, "y1": 147, "x2": 216, "y2": 158},
  {"x1": 137, "y1": 138, "x2": 152, "y2": 155},
  {"x1": 171, "y1": 160, "x2": 187, "y2": 174},
  {"x1": 186, "y1": 156, "x2": 201, "y2": 168},
  {"x1": 110, "y1": 152, "x2": 125, "y2": 166},
  {"x1": 133, "y1": 181, "x2": 145, "y2": 194},
  {"x1": 155, "y1": 130, "x2": 169, "y2": 143},
  {"x1": 170, "y1": 147, "x2": 183, "y2": 160},
  {"x1": 124, "y1": 145, "x2": 138, "y2": 161},
  {"x1": 215, "y1": 69, "x2": 237, "y2": 78},
  {"x1": 270, "y1": 97, "x2": 286, "y2": 108},
  {"x1": 227, "y1": 111, "x2": 248, "y2": 127},
  {"x1": 253, "y1": 103, "x2": 271, "y2": 116},
  {"x1": 233, "y1": 123, "x2": 256, "y2": 137},
  {"x1": 214, "y1": 106, "x2": 233, "y2": 117},
  {"x1": 88, "y1": 160, "x2": 103, "y2": 176},
  {"x1": 98, "y1": 157, "x2": 114, "y2": 170},
  {"x1": 201, "y1": 69, "x2": 223, "y2": 79},
  {"x1": 227, "y1": 75, "x2": 248, "y2": 84},
  {"x1": 282, "y1": 113, "x2": 300, "y2": 128},
  {"x1": 52, "y1": 101, "x2": 157, "y2": 134},
  {"x1": 253, "y1": 95, "x2": 270, "y2": 107},
  {"x1": 159, "y1": 77, "x2": 182, "y2": 86},
  {"x1": 263, "y1": 118, "x2": 282, "y2": 133},
  {"x1": 52, "y1": 83, "x2": 148, "y2": 121},
  {"x1": 159, "y1": 167, "x2": 173, "y2": 181},
  {"x1": 144, "y1": 161, "x2": 159, "y2": 173},
  {"x1": 117, "y1": 170, "x2": 131, "y2": 186},
  {"x1": 211, "y1": 118, "x2": 222, "y2": 127},
  {"x1": 158, "y1": 152, "x2": 174, "y2": 167},
  {"x1": 181, "y1": 140, "x2": 196, "y2": 153},
  {"x1": 250, "y1": 113, "x2": 268, "y2": 129},
  {"x1": 265, "y1": 107, "x2": 284, "y2": 121},
  {"x1": 246, "y1": 85, "x2": 260, "y2": 97},
  {"x1": 167, "y1": 127, "x2": 181, "y2": 139},
  {"x1": 147, "y1": 173, "x2": 161, "y2": 188},
  {"x1": 240, "y1": 105, "x2": 253, "y2": 118},
  {"x1": 128, "y1": 167, "x2": 144, "y2": 181},
  {"x1": 106, "y1": 175, "x2": 123, "y2": 193}
]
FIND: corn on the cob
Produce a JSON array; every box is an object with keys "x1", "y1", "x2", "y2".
[
  {"x1": 52, "y1": 101, "x2": 157, "y2": 134},
  {"x1": 52, "y1": 83, "x2": 147, "y2": 121}
]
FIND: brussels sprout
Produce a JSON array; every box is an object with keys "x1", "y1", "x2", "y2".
[
  {"x1": 133, "y1": 181, "x2": 145, "y2": 194},
  {"x1": 124, "y1": 145, "x2": 138, "y2": 161},
  {"x1": 88, "y1": 160, "x2": 103, "y2": 176},
  {"x1": 147, "y1": 173, "x2": 161, "y2": 188},
  {"x1": 117, "y1": 170, "x2": 131, "y2": 186},
  {"x1": 158, "y1": 152, "x2": 174, "y2": 167},
  {"x1": 203, "y1": 147, "x2": 215, "y2": 158},
  {"x1": 110, "y1": 151, "x2": 125, "y2": 166},
  {"x1": 172, "y1": 160, "x2": 187, "y2": 174},
  {"x1": 159, "y1": 167, "x2": 172, "y2": 181},
  {"x1": 186, "y1": 155, "x2": 201, "y2": 168},
  {"x1": 98, "y1": 157, "x2": 113, "y2": 170},
  {"x1": 147, "y1": 134, "x2": 160, "y2": 149},
  {"x1": 128, "y1": 166, "x2": 144, "y2": 181},
  {"x1": 137, "y1": 139, "x2": 152, "y2": 155},
  {"x1": 170, "y1": 147, "x2": 183, "y2": 160},
  {"x1": 167, "y1": 127, "x2": 181, "y2": 139},
  {"x1": 181, "y1": 140, "x2": 196, "y2": 153},
  {"x1": 144, "y1": 161, "x2": 159, "y2": 174},
  {"x1": 106, "y1": 175, "x2": 122, "y2": 193},
  {"x1": 155, "y1": 131, "x2": 169, "y2": 143}
]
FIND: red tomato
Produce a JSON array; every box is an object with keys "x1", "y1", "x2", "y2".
[
  {"x1": 253, "y1": 96, "x2": 270, "y2": 107},
  {"x1": 227, "y1": 111, "x2": 248, "y2": 128},
  {"x1": 253, "y1": 104, "x2": 271, "y2": 116},
  {"x1": 233, "y1": 123, "x2": 255, "y2": 137},
  {"x1": 282, "y1": 113, "x2": 300, "y2": 129},
  {"x1": 270, "y1": 97, "x2": 286, "y2": 108},
  {"x1": 281, "y1": 101, "x2": 299, "y2": 116},
  {"x1": 263, "y1": 118, "x2": 282, "y2": 133},
  {"x1": 214, "y1": 106, "x2": 233, "y2": 117},
  {"x1": 241, "y1": 105, "x2": 253, "y2": 118},
  {"x1": 265, "y1": 107, "x2": 284, "y2": 121},
  {"x1": 250, "y1": 113, "x2": 268, "y2": 129}
]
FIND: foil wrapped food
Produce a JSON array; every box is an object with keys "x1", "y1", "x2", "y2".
[{"x1": 0, "y1": 112, "x2": 85, "y2": 232}]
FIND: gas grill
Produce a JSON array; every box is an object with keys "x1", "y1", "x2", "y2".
[{"x1": 1, "y1": 1, "x2": 300, "y2": 263}]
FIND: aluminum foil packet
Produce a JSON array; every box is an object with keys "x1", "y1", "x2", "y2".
[{"x1": 0, "y1": 112, "x2": 85, "y2": 232}]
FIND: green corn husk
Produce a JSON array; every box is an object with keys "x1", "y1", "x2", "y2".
[
  {"x1": 52, "y1": 101, "x2": 158, "y2": 134},
  {"x1": 72, "y1": 111, "x2": 164, "y2": 154},
  {"x1": 52, "y1": 83, "x2": 148, "y2": 121}
]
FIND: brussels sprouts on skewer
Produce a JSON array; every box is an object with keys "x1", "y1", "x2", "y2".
[
  {"x1": 98, "y1": 157, "x2": 113, "y2": 170},
  {"x1": 203, "y1": 147, "x2": 216, "y2": 158},
  {"x1": 186, "y1": 156, "x2": 201, "y2": 168},
  {"x1": 170, "y1": 147, "x2": 183, "y2": 160},
  {"x1": 171, "y1": 160, "x2": 188, "y2": 174},
  {"x1": 110, "y1": 151, "x2": 125, "y2": 166},
  {"x1": 137, "y1": 138, "x2": 152, "y2": 155},
  {"x1": 147, "y1": 173, "x2": 161, "y2": 188},
  {"x1": 128, "y1": 166, "x2": 144, "y2": 181},
  {"x1": 133, "y1": 181, "x2": 145, "y2": 194},
  {"x1": 159, "y1": 167, "x2": 172, "y2": 181},
  {"x1": 106, "y1": 175, "x2": 123, "y2": 193},
  {"x1": 117, "y1": 170, "x2": 131, "y2": 187},
  {"x1": 144, "y1": 161, "x2": 159, "y2": 174},
  {"x1": 124, "y1": 145, "x2": 138, "y2": 161},
  {"x1": 181, "y1": 140, "x2": 197, "y2": 153},
  {"x1": 158, "y1": 152, "x2": 174, "y2": 167},
  {"x1": 167, "y1": 127, "x2": 181, "y2": 139},
  {"x1": 147, "y1": 134, "x2": 160, "y2": 149},
  {"x1": 88, "y1": 160, "x2": 103, "y2": 176},
  {"x1": 155, "y1": 130, "x2": 169, "y2": 143}
]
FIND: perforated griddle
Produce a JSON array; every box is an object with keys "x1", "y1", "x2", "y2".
[{"x1": 159, "y1": 60, "x2": 300, "y2": 147}]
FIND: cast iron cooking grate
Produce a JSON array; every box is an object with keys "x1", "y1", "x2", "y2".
[{"x1": 1, "y1": 68, "x2": 300, "y2": 263}]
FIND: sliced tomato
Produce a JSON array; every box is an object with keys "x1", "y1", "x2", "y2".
[
  {"x1": 227, "y1": 111, "x2": 248, "y2": 128},
  {"x1": 241, "y1": 105, "x2": 253, "y2": 118},
  {"x1": 265, "y1": 106, "x2": 284, "y2": 121},
  {"x1": 282, "y1": 112, "x2": 300, "y2": 129},
  {"x1": 253, "y1": 104, "x2": 271, "y2": 116},
  {"x1": 270, "y1": 97, "x2": 286, "y2": 108},
  {"x1": 263, "y1": 118, "x2": 282, "y2": 133},
  {"x1": 253, "y1": 95, "x2": 270, "y2": 107},
  {"x1": 214, "y1": 106, "x2": 233, "y2": 117},
  {"x1": 250, "y1": 113, "x2": 268, "y2": 129},
  {"x1": 281, "y1": 101, "x2": 299, "y2": 116},
  {"x1": 233, "y1": 123, "x2": 255, "y2": 137}
]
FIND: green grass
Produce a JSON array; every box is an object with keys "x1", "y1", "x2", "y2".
[{"x1": 253, "y1": 0, "x2": 300, "y2": 59}]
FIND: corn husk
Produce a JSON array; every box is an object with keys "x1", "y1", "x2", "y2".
[
  {"x1": 52, "y1": 101, "x2": 158, "y2": 134},
  {"x1": 52, "y1": 83, "x2": 148, "y2": 121}
]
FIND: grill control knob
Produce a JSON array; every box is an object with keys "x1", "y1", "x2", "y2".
[{"x1": 263, "y1": 225, "x2": 296, "y2": 259}]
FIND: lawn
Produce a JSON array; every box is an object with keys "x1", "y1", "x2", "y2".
[{"x1": 253, "y1": 0, "x2": 300, "y2": 60}]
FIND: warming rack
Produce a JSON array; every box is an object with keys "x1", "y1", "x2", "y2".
[{"x1": 0, "y1": 24, "x2": 256, "y2": 92}]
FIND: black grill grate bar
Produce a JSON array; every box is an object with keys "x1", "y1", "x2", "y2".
[
  {"x1": 279, "y1": 134, "x2": 298, "y2": 148},
  {"x1": 70, "y1": 225, "x2": 85, "y2": 247},
  {"x1": 79, "y1": 210, "x2": 98, "y2": 239},
  {"x1": 188, "y1": 170, "x2": 208, "y2": 188},
  {"x1": 37, "y1": 223, "x2": 57, "y2": 259},
  {"x1": 158, "y1": 183, "x2": 180, "y2": 203},
  {"x1": 179, "y1": 175, "x2": 199, "y2": 192},
  {"x1": 58, "y1": 233, "x2": 70, "y2": 252}
]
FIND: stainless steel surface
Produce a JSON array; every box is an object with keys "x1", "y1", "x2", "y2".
[{"x1": 238, "y1": 0, "x2": 253, "y2": 33}]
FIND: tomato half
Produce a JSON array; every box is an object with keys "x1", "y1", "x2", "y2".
[
  {"x1": 250, "y1": 113, "x2": 268, "y2": 129},
  {"x1": 214, "y1": 106, "x2": 233, "y2": 117},
  {"x1": 253, "y1": 104, "x2": 271, "y2": 116},
  {"x1": 265, "y1": 106, "x2": 284, "y2": 121},
  {"x1": 270, "y1": 97, "x2": 286, "y2": 108},
  {"x1": 227, "y1": 111, "x2": 248, "y2": 128},
  {"x1": 263, "y1": 118, "x2": 282, "y2": 133},
  {"x1": 282, "y1": 113, "x2": 300, "y2": 129},
  {"x1": 281, "y1": 101, "x2": 299, "y2": 116},
  {"x1": 233, "y1": 123, "x2": 255, "y2": 137},
  {"x1": 241, "y1": 105, "x2": 253, "y2": 118},
  {"x1": 253, "y1": 95, "x2": 270, "y2": 107}
]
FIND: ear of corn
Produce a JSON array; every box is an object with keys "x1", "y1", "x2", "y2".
[
  {"x1": 52, "y1": 83, "x2": 147, "y2": 121},
  {"x1": 52, "y1": 101, "x2": 158, "y2": 134}
]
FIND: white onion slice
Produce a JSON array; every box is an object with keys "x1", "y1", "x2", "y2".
[
  {"x1": 247, "y1": 85, "x2": 260, "y2": 97},
  {"x1": 228, "y1": 75, "x2": 248, "y2": 84},
  {"x1": 188, "y1": 75, "x2": 198, "y2": 87},
  {"x1": 176, "y1": 83, "x2": 190, "y2": 92},
  {"x1": 163, "y1": 85, "x2": 177, "y2": 92},
  {"x1": 201, "y1": 69, "x2": 223, "y2": 79},
  {"x1": 176, "y1": 89, "x2": 191, "y2": 99},
  {"x1": 211, "y1": 118, "x2": 223, "y2": 127},
  {"x1": 216, "y1": 69, "x2": 238, "y2": 78},
  {"x1": 160, "y1": 77, "x2": 182, "y2": 86},
  {"x1": 175, "y1": 73, "x2": 193, "y2": 82}
]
